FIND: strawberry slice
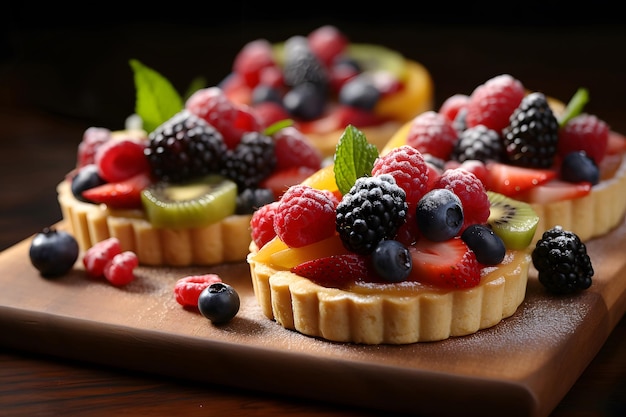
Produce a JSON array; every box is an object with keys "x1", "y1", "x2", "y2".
[
  {"x1": 260, "y1": 166, "x2": 318, "y2": 200},
  {"x1": 607, "y1": 131, "x2": 626, "y2": 155},
  {"x1": 82, "y1": 171, "x2": 152, "y2": 209},
  {"x1": 517, "y1": 180, "x2": 592, "y2": 204},
  {"x1": 291, "y1": 254, "x2": 373, "y2": 289},
  {"x1": 485, "y1": 161, "x2": 557, "y2": 197},
  {"x1": 408, "y1": 237, "x2": 481, "y2": 289},
  {"x1": 298, "y1": 105, "x2": 385, "y2": 134}
]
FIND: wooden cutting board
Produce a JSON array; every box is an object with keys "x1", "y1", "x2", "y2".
[{"x1": 2, "y1": 219, "x2": 626, "y2": 417}]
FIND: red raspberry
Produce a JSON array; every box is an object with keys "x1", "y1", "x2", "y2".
[
  {"x1": 273, "y1": 126, "x2": 323, "y2": 171},
  {"x1": 82, "y1": 237, "x2": 122, "y2": 278},
  {"x1": 77, "y1": 127, "x2": 111, "y2": 168},
  {"x1": 465, "y1": 74, "x2": 525, "y2": 132},
  {"x1": 439, "y1": 94, "x2": 470, "y2": 122},
  {"x1": 307, "y1": 25, "x2": 349, "y2": 67},
  {"x1": 185, "y1": 87, "x2": 262, "y2": 149},
  {"x1": 274, "y1": 185, "x2": 338, "y2": 248},
  {"x1": 103, "y1": 251, "x2": 138, "y2": 286},
  {"x1": 406, "y1": 111, "x2": 458, "y2": 160},
  {"x1": 557, "y1": 114, "x2": 610, "y2": 164},
  {"x1": 95, "y1": 138, "x2": 151, "y2": 183},
  {"x1": 433, "y1": 168, "x2": 490, "y2": 233},
  {"x1": 253, "y1": 101, "x2": 291, "y2": 130},
  {"x1": 372, "y1": 145, "x2": 430, "y2": 210},
  {"x1": 259, "y1": 66, "x2": 285, "y2": 89},
  {"x1": 174, "y1": 274, "x2": 222, "y2": 308},
  {"x1": 233, "y1": 39, "x2": 277, "y2": 88},
  {"x1": 250, "y1": 201, "x2": 279, "y2": 249}
]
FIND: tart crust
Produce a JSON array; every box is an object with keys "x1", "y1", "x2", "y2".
[
  {"x1": 57, "y1": 181, "x2": 252, "y2": 266},
  {"x1": 248, "y1": 246, "x2": 531, "y2": 345}
]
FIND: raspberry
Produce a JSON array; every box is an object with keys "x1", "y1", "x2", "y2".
[
  {"x1": 372, "y1": 145, "x2": 430, "y2": 210},
  {"x1": 439, "y1": 94, "x2": 470, "y2": 123},
  {"x1": 557, "y1": 114, "x2": 609, "y2": 164},
  {"x1": 103, "y1": 251, "x2": 138, "y2": 286},
  {"x1": 307, "y1": 25, "x2": 349, "y2": 67},
  {"x1": 77, "y1": 127, "x2": 111, "y2": 168},
  {"x1": 250, "y1": 201, "x2": 279, "y2": 248},
  {"x1": 273, "y1": 126, "x2": 323, "y2": 171},
  {"x1": 185, "y1": 87, "x2": 262, "y2": 149},
  {"x1": 174, "y1": 274, "x2": 222, "y2": 308},
  {"x1": 433, "y1": 168, "x2": 490, "y2": 233},
  {"x1": 465, "y1": 74, "x2": 525, "y2": 132},
  {"x1": 233, "y1": 39, "x2": 277, "y2": 89},
  {"x1": 95, "y1": 138, "x2": 151, "y2": 183},
  {"x1": 406, "y1": 111, "x2": 458, "y2": 160},
  {"x1": 274, "y1": 185, "x2": 338, "y2": 248},
  {"x1": 336, "y1": 175, "x2": 407, "y2": 255},
  {"x1": 82, "y1": 237, "x2": 122, "y2": 278}
]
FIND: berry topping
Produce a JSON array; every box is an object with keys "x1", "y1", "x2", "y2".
[
  {"x1": 465, "y1": 74, "x2": 525, "y2": 132},
  {"x1": 461, "y1": 224, "x2": 506, "y2": 266},
  {"x1": 409, "y1": 237, "x2": 481, "y2": 289},
  {"x1": 503, "y1": 92, "x2": 559, "y2": 168},
  {"x1": 82, "y1": 237, "x2": 122, "y2": 278},
  {"x1": 29, "y1": 227, "x2": 79, "y2": 278},
  {"x1": 439, "y1": 93, "x2": 470, "y2": 123},
  {"x1": 560, "y1": 151, "x2": 599, "y2": 185},
  {"x1": 82, "y1": 171, "x2": 152, "y2": 209},
  {"x1": 233, "y1": 39, "x2": 276, "y2": 88},
  {"x1": 274, "y1": 185, "x2": 338, "y2": 248},
  {"x1": 291, "y1": 254, "x2": 372, "y2": 289},
  {"x1": 558, "y1": 113, "x2": 610, "y2": 165},
  {"x1": 415, "y1": 188, "x2": 463, "y2": 242},
  {"x1": 371, "y1": 239, "x2": 412, "y2": 282},
  {"x1": 197, "y1": 282, "x2": 240, "y2": 324},
  {"x1": 71, "y1": 164, "x2": 106, "y2": 203},
  {"x1": 174, "y1": 274, "x2": 223, "y2": 308},
  {"x1": 221, "y1": 131, "x2": 276, "y2": 189},
  {"x1": 336, "y1": 174, "x2": 407, "y2": 255},
  {"x1": 77, "y1": 127, "x2": 112, "y2": 168},
  {"x1": 307, "y1": 25, "x2": 349, "y2": 67},
  {"x1": 103, "y1": 251, "x2": 138, "y2": 286},
  {"x1": 532, "y1": 226, "x2": 593, "y2": 294},
  {"x1": 451, "y1": 124, "x2": 504, "y2": 163},
  {"x1": 95, "y1": 138, "x2": 151, "y2": 183},
  {"x1": 250, "y1": 201, "x2": 279, "y2": 249},
  {"x1": 406, "y1": 111, "x2": 458, "y2": 160},
  {"x1": 282, "y1": 35, "x2": 329, "y2": 89},
  {"x1": 273, "y1": 126, "x2": 323, "y2": 171}
]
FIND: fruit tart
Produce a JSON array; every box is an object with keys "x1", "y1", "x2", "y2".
[
  {"x1": 220, "y1": 25, "x2": 434, "y2": 157},
  {"x1": 383, "y1": 74, "x2": 626, "y2": 242},
  {"x1": 247, "y1": 126, "x2": 538, "y2": 344},
  {"x1": 58, "y1": 60, "x2": 324, "y2": 267}
]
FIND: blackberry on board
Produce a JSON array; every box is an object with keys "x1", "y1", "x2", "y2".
[
  {"x1": 532, "y1": 226, "x2": 593, "y2": 294},
  {"x1": 145, "y1": 110, "x2": 227, "y2": 183},
  {"x1": 336, "y1": 174, "x2": 407, "y2": 255},
  {"x1": 221, "y1": 131, "x2": 276, "y2": 190},
  {"x1": 451, "y1": 124, "x2": 505, "y2": 163},
  {"x1": 503, "y1": 92, "x2": 559, "y2": 168}
]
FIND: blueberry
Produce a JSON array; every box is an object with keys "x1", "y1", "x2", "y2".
[
  {"x1": 461, "y1": 224, "x2": 506, "y2": 265},
  {"x1": 283, "y1": 82, "x2": 326, "y2": 120},
  {"x1": 416, "y1": 188, "x2": 464, "y2": 241},
  {"x1": 29, "y1": 227, "x2": 79, "y2": 277},
  {"x1": 251, "y1": 84, "x2": 283, "y2": 105},
  {"x1": 338, "y1": 74, "x2": 381, "y2": 110},
  {"x1": 560, "y1": 151, "x2": 599, "y2": 185},
  {"x1": 197, "y1": 282, "x2": 240, "y2": 324},
  {"x1": 71, "y1": 164, "x2": 106, "y2": 202},
  {"x1": 371, "y1": 239, "x2": 412, "y2": 282}
]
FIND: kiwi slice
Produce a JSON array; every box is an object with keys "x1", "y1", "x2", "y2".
[
  {"x1": 141, "y1": 175, "x2": 237, "y2": 229},
  {"x1": 486, "y1": 191, "x2": 539, "y2": 250}
]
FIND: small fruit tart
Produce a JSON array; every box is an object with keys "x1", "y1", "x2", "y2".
[
  {"x1": 58, "y1": 60, "x2": 324, "y2": 266},
  {"x1": 247, "y1": 126, "x2": 537, "y2": 344},
  {"x1": 220, "y1": 25, "x2": 434, "y2": 157},
  {"x1": 383, "y1": 74, "x2": 626, "y2": 242}
]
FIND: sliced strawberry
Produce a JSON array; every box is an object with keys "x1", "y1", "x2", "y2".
[
  {"x1": 517, "y1": 180, "x2": 592, "y2": 204},
  {"x1": 82, "y1": 171, "x2": 152, "y2": 209},
  {"x1": 409, "y1": 237, "x2": 481, "y2": 289},
  {"x1": 291, "y1": 254, "x2": 373, "y2": 288},
  {"x1": 95, "y1": 138, "x2": 151, "y2": 183},
  {"x1": 485, "y1": 161, "x2": 557, "y2": 197},
  {"x1": 607, "y1": 131, "x2": 626, "y2": 155},
  {"x1": 260, "y1": 166, "x2": 318, "y2": 200},
  {"x1": 298, "y1": 105, "x2": 385, "y2": 134}
]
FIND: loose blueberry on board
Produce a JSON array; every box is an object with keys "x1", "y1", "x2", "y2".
[
  {"x1": 197, "y1": 282, "x2": 241, "y2": 324},
  {"x1": 29, "y1": 227, "x2": 79, "y2": 277}
]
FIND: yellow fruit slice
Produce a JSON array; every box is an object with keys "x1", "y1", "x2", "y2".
[
  {"x1": 375, "y1": 61, "x2": 434, "y2": 122},
  {"x1": 268, "y1": 234, "x2": 348, "y2": 269},
  {"x1": 301, "y1": 164, "x2": 338, "y2": 193}
]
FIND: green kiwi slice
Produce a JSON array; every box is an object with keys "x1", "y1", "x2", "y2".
[
  {"x1": 141, "y1": 175, "x2": 237, "y2": 229},
  {"x1": 486, "y1": 191, "x2": 539, "y2": 250}
]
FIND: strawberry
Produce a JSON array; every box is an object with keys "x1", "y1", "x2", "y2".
[
  {"x1": 82, "y1": 171, "x2": 152, "y2": 209},
  {"x1": 606, "y1": 131, "x2": 626, "y2": 155},
  {"x1": 298, "y1": 105, "x2": 384, "y2": 134},
  {"x1": 409, "y1": 237, "x2": 481, "y2": 289},
  {"x1": 260, "y1": 166, "x2": 318, "y2": 200},
  {"x1": 484, "y1": 161, "x2": 557, "y2": 197},
  {"x1": 291, "y1": 254, "x2": 373, "y2": 288},
  {"x1": 95, "y1": 138, "x2": 151, "y2": 183},
  {"x1": 517, "y1": 180, "x2": 592, "y2": 204}
]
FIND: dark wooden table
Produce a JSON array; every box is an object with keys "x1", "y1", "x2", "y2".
[{"x1": 1, "y1": 10, "x2": 625, "y2": 416}]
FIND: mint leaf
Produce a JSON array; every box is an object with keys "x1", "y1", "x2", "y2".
[
  {"x1": 334, "y1": 125, "x2": 379, "y2": 195},
  {"x1": 558, "y1": 87, "x2": 589, "y2": 127},
  {"x1": 130, "y1": 59, "x2": 184, "y2": 133}
]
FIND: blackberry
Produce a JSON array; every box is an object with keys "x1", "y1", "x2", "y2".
[
  {"x1": 451, "y1": 124, "x2": 504, "y2": 163},
  {"x1": 532, "y1": 226, "x2": 593, "y2": 294},
  {"x1": 336, "y1": 174, "x2": 407, "y2": 255},
  {"x1": 145, "y1": 110, "x2": 227, "y2": 183},
  {"x1": 282, "y1": 35, "x2": 329, "y2": 89},
  {"x1": 221, "y1": 131, "x2": 276, "y2": 190},
  {"x1": 503, "y1": 92, "x2": 559, "y2": 168}
]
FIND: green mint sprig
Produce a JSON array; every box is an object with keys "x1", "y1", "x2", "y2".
[
  {"x1": 558, "y1": 87, "x2": 589, "y2": 128},
  {"x1": 333, "y1": 125, "x2": 379, "y2": 195}
]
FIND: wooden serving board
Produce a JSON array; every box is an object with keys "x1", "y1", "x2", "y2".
[{"x1": 2, "y1": 220, "x2": 626, "y2": 417}]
